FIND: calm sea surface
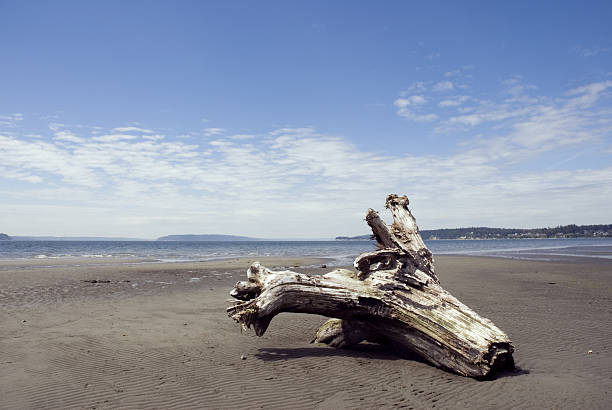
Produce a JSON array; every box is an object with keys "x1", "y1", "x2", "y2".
[{"x1": 1, "y1": 238, "x2": 612, "y2": 266}]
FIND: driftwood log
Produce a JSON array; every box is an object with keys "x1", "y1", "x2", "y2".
[{"x1": 228, "y1": 195, "x2": 514, "y2": 378}]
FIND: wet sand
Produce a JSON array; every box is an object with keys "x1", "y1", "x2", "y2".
[{"x1": 1, "y1": 255, "x2": 611, "y2": 409}]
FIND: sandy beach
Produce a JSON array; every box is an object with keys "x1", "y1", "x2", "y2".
[{"x1": 1, "y1": 255, "x2": 611, "y2": 409}]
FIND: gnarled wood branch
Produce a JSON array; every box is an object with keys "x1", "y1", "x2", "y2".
[{"x1": 227, "y1": 194, "x2": 514, "y2": 378}]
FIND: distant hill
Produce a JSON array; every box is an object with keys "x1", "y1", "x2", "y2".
[
  {"x1": 336, "y1": 234, "x2": 371, "y2": 241},
  {"x1": 337, "y1": 224, "x2": 612, "y2": 240},
  {"x1": 0, "y1": 233, "x2": 11, "y2": 241},
  {"x1": 156, "y1": 234, "x2": 259, "y2": 241}
]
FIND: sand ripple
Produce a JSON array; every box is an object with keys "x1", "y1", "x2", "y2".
[{"x1": 1, "y1": 256, "x2": 611, "y2": 409}]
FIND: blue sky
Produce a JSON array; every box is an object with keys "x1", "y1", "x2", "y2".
[{"x1": 1, "y1": 1, "x2": 611, "y2": 238}]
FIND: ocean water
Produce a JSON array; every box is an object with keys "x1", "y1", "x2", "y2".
[{"x1": 1, "y1": 238, "x2": 611, "y2": 266}]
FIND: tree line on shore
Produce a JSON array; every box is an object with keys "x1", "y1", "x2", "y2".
[{"x1": 336, "y1": 224, "x2": 612, "y2": 240}]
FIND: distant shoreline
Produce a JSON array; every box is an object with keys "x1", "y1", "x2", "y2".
[
  {"x1": 336, "y1": 223, "x2": 612, "y2": 241},
  {"x1": 336, "y1": 237, "x2": 612, "y2": 241},
  {"x1": 3, "y1": 223, "x2": 611, "y2": 242}
]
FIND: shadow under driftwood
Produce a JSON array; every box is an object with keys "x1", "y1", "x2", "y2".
[{"x1": 255, "y1": 344, "x2": 527, "y2": 381}]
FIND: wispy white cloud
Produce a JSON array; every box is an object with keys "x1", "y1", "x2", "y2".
[
  {"x1": 397, "y1": 75, "x2": 612, "y2": 162},
  {"x1": 439, "y1": 95, "x2": 470, "y2": 107},
  {"x1": 432, "y1": 80, "x2": 454, "y2": 92},
  {"x1": 394, "y1": 95, "x2": 438, "y2": 121},
  {"x1": 404, "y1": 81, "x2": 427, "y2": 93},
  {"x1": 227, "y1": 134, "x2": 256, "y2": 140},
  {"x1": 1, "y1": 110, "x2": 611, "y2": 238},
  {"x1": 0, "y1": 134, "x2": 102, "y2": 187},
  {"x1": 564, "y1": 80, "x2": 612, "y2": 108},
  {"x1": 92, "y1": 133, "x2": 140, "y2": 142},
  {"x1": 394, "y1": 95, "x2": 426, "y2": 106},
  {"x1": 0, "y1": 166, "x2": 43, "y2": 184},
  {"x1": 0, "y1": 113, "x2": 24, "y2": 128},
  {"x1": 53, "y1": 131, "x2": 84, "y2": 144},
  {"x1": 140, "y1": 134, "x2": 165, "y2": 141},
  {"x1": 396, "y1": 77, "x2": 468, "y2": 122},
  {"x1": 447, "y1": 104, "x2": 531, "y2": 126},
  {"x1": 113, "y1": 126, "x2": 154, "y2": 133},
  {"x1": 443, "y1": 70, "x2": 461, "y2": 78},
  {"x1": 204, "y1": 127, "x2": 226, "y2": 137},
  {"x1": 573, "y1": 45, "x2": 611, "y2": 57},
  {"x1": 442, "y1": 79, "x2": 612, "y2": 164},
  {"x1": 48, "y1": 122, "x2": 64, "y2": 131},
  {"x1": 501, "y1": 75, "x2": 537, "y2": 97}
]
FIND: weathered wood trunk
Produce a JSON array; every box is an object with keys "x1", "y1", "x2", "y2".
[{"x1": 227, "y1": 194, "x2": 514, "y2": 378}]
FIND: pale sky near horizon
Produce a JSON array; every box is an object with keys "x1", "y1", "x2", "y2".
[{"x1": 1, "y1": 1, "x2": 611, "y2": 239}]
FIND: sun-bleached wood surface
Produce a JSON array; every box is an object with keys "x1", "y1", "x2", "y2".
[{"x1": 228, "y1": 194, "x2": 514, "y2": 378}]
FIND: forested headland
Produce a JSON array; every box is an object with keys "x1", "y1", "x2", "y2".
[{"x1": 336, "y1": 224, "x2": 612, "y2": 240}]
